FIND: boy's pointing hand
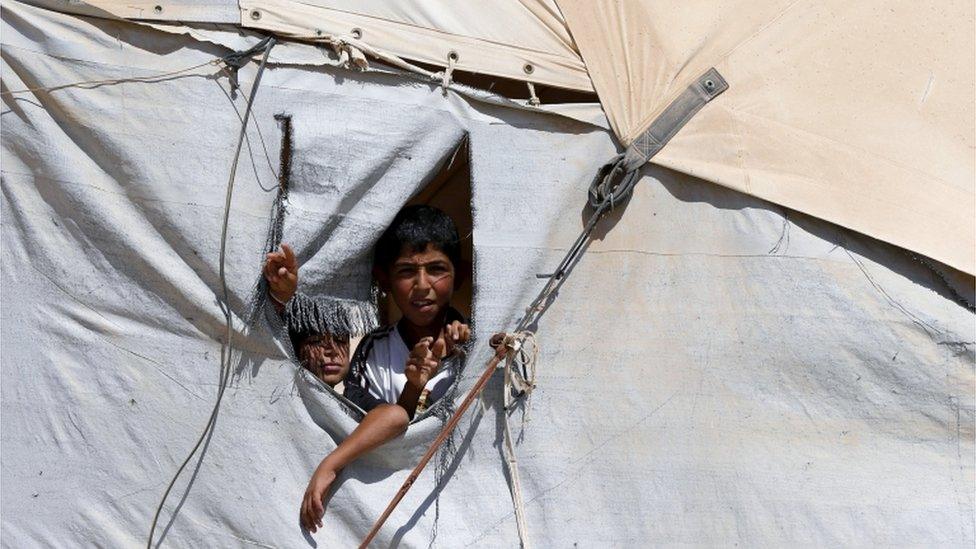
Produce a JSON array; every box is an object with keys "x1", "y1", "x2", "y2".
[{"x1": 405, "y1": 337, "x2": 441, "y2": 389}]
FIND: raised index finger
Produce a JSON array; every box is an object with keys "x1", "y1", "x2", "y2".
[
  {"x1": 410, "y1": 337, "x2": 432, "y2": 357},
  {"x1": 431, "y1": 336, "x2": 447, "y2": 358},
  {"x1": 281, "y1": 243, "x2": 296, "y2": 267}
]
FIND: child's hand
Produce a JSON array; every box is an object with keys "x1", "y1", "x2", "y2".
[
  {"x1": 442, "y1": 321, "x2": 470, "y2": 355},
  {"x1": 405, "y1": 337, "x2": 446, "y2": 389},
  {"x1": 300, "y1": 461, "x2": 336, "y2": 533},
  {"x1": 263, "y1": 243, "x2": 298, "y2": 303}
]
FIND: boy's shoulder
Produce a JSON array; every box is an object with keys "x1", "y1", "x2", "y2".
[
  {"x1": 354, "y1": 308, "x2": 468, "y2": 363},
  {"x1": 352, "y1": 324, "x2": 401, "y2": 362},
  {"x1": 365, "y1": 323, "x2": 398, "y2": 341}
]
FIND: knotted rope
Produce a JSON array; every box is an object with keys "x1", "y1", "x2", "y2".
[{"x1": 501, "y1": 332, "x2": 538, "y2": 548}]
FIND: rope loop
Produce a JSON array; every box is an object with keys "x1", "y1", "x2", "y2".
[
  {"x1": 496, "y1": 330, "x2": 538, "y2": 548},
  {"x1": 505, "y1": 331, "x2": 537, "y2": 403},
  {"x1": 220, "y1": 36, "x2": 274, "y2": 94},
  {"x1": 587, "y1": 153, "x2": 641, "y2": 210},
  {"x1": 328, "y1": 38, "x2": 369, "y2": 71},
  {"x1": 432, "y1": 51, "x2": 457, "y2": 96},
  {"x1": 526, "y1": 82, "x2": 540, "y2": 106}
]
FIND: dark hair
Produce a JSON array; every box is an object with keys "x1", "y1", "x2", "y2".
[
  {"x1": 289, "y1": 329, "x2": 348, "y2": 355},
  {"x1": 288, "y1": 329, "x2": 310, "y2": 352},
  {"x1": 374, "y1": 205, "x2": 461, "y2": 271}
]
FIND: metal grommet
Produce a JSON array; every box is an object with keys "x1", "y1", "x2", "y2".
[
  {"x1": 350, "y1": 28, "x2": 363, "y2": 39},
  {"x1": 523, "y1": 63, "x2": 534, "y2": 74},
  {"x1": 703, "y1": 79, "x2": 715, "y2": 91},
  {"x1": 447, "y1": 50, "x2": 460, "y2": 62},
  {"x1": 153, "y1": 5, "x2": 162, "y2": 14},
  {"x1": 250, "y1": 9, "x2": 262, "y2": 20}
]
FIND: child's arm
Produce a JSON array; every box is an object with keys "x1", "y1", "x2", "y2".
[
  {"x1": 263, "y1": 243, "x2": 298, "y2": 313},
  {"x1": 299, "y1": 322, "x2": 470, "y2": 532},
  {"x1": 298, "y1": 335, "x2": 441, "y2": 532},
  {"x1": 299, "y1": 403, "x2": 409, "y2": 533}
]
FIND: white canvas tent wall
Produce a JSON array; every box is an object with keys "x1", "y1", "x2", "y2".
[{"x1": 2, "y1": 0, "x2": 974, "y2": 547}]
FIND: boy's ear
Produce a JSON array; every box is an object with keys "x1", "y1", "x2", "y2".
[
  {"x1": 454, "y1": 259, "x2": 471, "y2": 291},
  {"x1": 372, "y1": 265, "x2": 390, "y2": 291}
]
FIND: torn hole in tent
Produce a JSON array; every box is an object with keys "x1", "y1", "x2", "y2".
[
  {"x1": 365, "y1": 135, "x2": 475, "y2": 431},
  {"x1": 263, "y1": 122, "x2": 475, "y2": 461},
  {"x1": 255, "y1": 113, "x2": 379, "y2": 430},
  {"x1": 379, "y1": 137, "x2": 473, "y2": 327}
]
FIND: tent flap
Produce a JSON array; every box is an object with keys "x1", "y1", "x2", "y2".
[
  {"x1": 53, "y1": 0, "x2": 976, "y2": 272},
  {"x1": 556, "y1": 0, "x2": 976, "y2": 274}
]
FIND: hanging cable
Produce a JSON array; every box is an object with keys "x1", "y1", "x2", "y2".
[
  {"x1": 1, "y1": 59, "x2": 220, "y2": 96},
  {"x1": 214, "y1": 64, "x2": 280, "y2": 189},
  {"x1": 146, "y1": 36, "x2": 276, "y2": 549}
]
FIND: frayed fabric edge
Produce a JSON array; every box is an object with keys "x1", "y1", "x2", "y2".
[{"x1": 284, "y1": 292, "x2": 380, "y2": 338}]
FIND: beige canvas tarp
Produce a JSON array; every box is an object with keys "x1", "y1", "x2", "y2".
[
  {"x1": 65, "y1": 0, "x2": 594, "y2": 92},
  {"x1": 63, "y1": 0, "x2": 976, "y2": 276},
  {"x1": 556, "y1": 0, "x2": 976, "y2": 276}
]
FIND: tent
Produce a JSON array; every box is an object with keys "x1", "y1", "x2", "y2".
[{"x1": 2, "y1": 0, "x2": 973, "y2": 546}]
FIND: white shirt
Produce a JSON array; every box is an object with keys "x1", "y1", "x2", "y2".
[{"x1": 345, "y1": 324, "x2": 457, "y2": 412}]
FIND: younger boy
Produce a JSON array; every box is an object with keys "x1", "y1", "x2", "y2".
[
  {"x1": 264, "y1": 205, "x2": 470, "y2": 533},
  {"x1": 264, "y1": 249, "x2": 352, "y2": 389},
  {"x1": 292, "y1": 330, "x2": 351, "y2": 388}
]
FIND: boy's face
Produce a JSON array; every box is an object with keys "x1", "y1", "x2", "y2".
[
  {"x1": 387, "y1": 243, "x2": 455, "y2": 328},
  {"x1": 298, "y1": 333, "x2": 350, "y2": 387}
]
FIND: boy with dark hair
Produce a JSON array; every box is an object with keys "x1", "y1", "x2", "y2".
[{"x1": 264, "y1": 205, "x2": 470, "y2": 533}]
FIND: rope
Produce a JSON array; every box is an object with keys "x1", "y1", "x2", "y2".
[
  {"x1": 330, "y1": 39, "x2": 369, "y2": 70},
  {"x1": 526, "y1": 82, "x2": 540, "y2": 106},
  {"x1": 501, "y1": 332, "x2": 537, "y2": 548},
  {"x1": 145, "y1": 36, "x2": 276, "y2": 549},
  {"x1": 440, "y1": 52, "x2": 456, "y2": 96},
  {"x1": 0, "y1": 59, "x2": 220, "y2": 96},
  {"x1": 487, "y1": 155, "x2": 640, "y2": 545},
  {"x1": 514, "y1": 154, "x2": 639, "y2": 338},
  {"x1": 479, "y1": 158, "x2": 640, "y2": 545}
]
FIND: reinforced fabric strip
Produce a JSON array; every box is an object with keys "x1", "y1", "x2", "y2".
[
  {"x1": 146, "y1": 36, "x2": 277, "y2": 549},
  {"x1": 526, "y1": 68, "x2": 731, "y2": 336},
  {"x1": 622, "y1": 67, "x2": 729, "y2": 170}
]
